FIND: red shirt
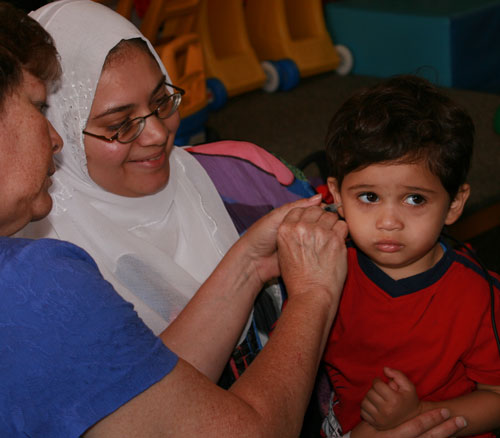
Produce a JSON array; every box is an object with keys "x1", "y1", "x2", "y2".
[{"x1": 323, "y1": 243, "x2": 500, "y2": 436}]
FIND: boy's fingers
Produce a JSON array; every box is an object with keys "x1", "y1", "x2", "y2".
[
  {"x1": 363, "y1": 387, "x2": 386, "y2": 406},
  {"x1": 360, "y1": 406, "x2": 376, "y2": 424},
  {"x1": 388, "y1": 379, "x2": 399, "y2": 392},
  {"x1": 384, "y1": 367, "x2": 414, "y2": 392},
  {"x1": 370, "y1": 377, "x2": 394, "y2": 401}
]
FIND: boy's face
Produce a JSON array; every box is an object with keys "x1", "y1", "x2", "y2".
[{"x1": 328, "y1": 161, "x2": 469, "y2": 280}]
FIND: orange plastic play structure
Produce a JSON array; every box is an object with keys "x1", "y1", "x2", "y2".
[
  {"x1": 140, "y1": 0, "x2": 199, "y2": 44},
  {"x1": 155, "y1": 33, "x2": 207, "y2": 118},
  {"x1": 194, "y1": 0, "x2": 266, "y2": 98},
  {"x1": 139, "y1": 0, "x2": 207, "y2": 119},
  {"x1": 245, "y1": 0, "x2": 348, "y2": 77},
  {"x1": 93, "y1": 0, "x2": 351, "y2": 116}
]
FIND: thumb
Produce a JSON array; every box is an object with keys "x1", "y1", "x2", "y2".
[
  {"x1": 290, "y1": 193, "x2": 323, "y2": 207},
  {"x1": 269, "y1": 194, "x2": 322, "y2": 221},
  {"x1": 384, "y1": 367, "x2": 414, "y2": 392}
]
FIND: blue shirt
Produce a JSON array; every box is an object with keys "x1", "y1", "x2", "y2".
[{"x1": 0, "y1": 237, "x2": 178, "y2": 437}]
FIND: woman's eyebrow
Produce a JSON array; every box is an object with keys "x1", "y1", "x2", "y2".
[
  {"x1": 92, "y1": 103, "x2": 135, "y2": 120},
  {"x1": 92, "y1": 76, "x2": 166, "y2": 120},
  {"x1": 150, "y1": 76, "x2": 166, "y2": 98}
]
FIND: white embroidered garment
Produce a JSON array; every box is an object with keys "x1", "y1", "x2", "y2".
[{"x1": 22, "y1": 0, "x2": 240, "y2": 335}]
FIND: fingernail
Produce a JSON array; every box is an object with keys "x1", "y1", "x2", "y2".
[
  {"x1": 440, "y1": 408, "x2": 450, "y2": 419},
  {"x1": 455, "y1": 416, "x2": 467, "y2": 428}
]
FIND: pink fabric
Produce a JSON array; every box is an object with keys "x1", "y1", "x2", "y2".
[{"x1": 185, "y1": 141, "x2": 295, "y2": 186}]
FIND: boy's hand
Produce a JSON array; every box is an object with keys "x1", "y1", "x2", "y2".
[{"x1": 361, "y1": 367, "x2": 422, "y2": 430}]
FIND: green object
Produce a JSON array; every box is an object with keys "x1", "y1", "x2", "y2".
[{"x1": 495, "y1": 106, "x2": 500, "y2": 135}]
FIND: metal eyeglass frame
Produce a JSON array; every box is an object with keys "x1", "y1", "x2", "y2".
[{"x1": 82, "y1": 82, "x2": 185, "y2": 144}]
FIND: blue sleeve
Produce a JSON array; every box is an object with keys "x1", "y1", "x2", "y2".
[{"x1": 0, "y1": 237, "x2": 178, "y2": 438}]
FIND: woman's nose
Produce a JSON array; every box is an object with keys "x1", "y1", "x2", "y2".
[
  {"x1": 49, "y1": 121, "x2": 63, "y2": 154},
  {"x1": 375, "y1": 205, "x2": 403, "y2": 231},
  {"x1": 136, "y1": 111, "x2": 178, "y2": 147}
]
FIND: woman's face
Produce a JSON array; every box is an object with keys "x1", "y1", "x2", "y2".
[
  {"x1": 0, "y1": 70, "x2": 62, "y2": 236},
  {"x1": 83, "y1": 44, "x2": 180, "y2": 197}
]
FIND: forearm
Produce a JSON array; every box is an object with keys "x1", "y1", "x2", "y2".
[
  {"x1": 160, "y1": 237, "x2": 264, "y2": 381},
  {"x1": 87, "y1": 296, "x2": 336, "y2": 438},
  {"x1": 159, "y1": 196, "x2": 326, "y2": 381},
  {"x1": 228, "y1": 287, "x2": 339, "y2": 437},
  {"x1": 420, "y1": 390, "x2": 500, "y2": 435}
]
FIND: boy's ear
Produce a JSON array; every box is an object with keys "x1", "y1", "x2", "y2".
[
  {"x1": 444, "y1": 183, "x2": 470, "y2": 226},
  {"x1": 327, "y1": 177, "x2": 345, "y2": 217}
]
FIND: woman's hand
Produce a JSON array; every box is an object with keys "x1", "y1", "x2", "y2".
[
  {"x1": 351, "y1": 409, "x2": 467, "y2": 438},
  {"x1": 276, "y1": 204, "x2": 348, "y2": 308},
  {"x1": 238, "y1": 194, "x2": 325, "y2": 283}
]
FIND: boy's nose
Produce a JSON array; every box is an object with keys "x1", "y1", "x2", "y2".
[{"x1": 375, "y1": 206, "x2": 403, "y2": 231}]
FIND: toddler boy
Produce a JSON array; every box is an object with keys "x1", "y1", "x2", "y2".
[{"x1": 321, "y1": 75, "x2": 500, "y2": 438}]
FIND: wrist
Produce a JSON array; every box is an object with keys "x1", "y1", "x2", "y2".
[
  {"x1": 418, "y1": 399, "x2": 434, "y2": 415},
  {"x1": 286, "y1": 283, "x2": 341, "y2": 316},
  {"x1": 234, "y1": 233, "x2": 280, "y2": 284},
  {"x1": 227, "y1": 238, "x2": 269, "y2": 293}
]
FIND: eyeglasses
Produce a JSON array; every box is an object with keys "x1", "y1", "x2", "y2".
[{"x1": 82, "y1": 83, "x2": 185, "y2": 144}]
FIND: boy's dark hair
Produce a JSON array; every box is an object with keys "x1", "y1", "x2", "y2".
[
  {"x1": 0, "y1": 2, "x2": 60, "y2": 110},
  {"x1": 325, "y1": 75, "x2": 474, "y2": 200}
]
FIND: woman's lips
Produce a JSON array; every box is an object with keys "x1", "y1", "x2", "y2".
[
  {"x1": 375, "y1": 240, "x2": 404, "y2": 253},
  {"x1": 129, "y1": 150, "x2": 166, "y2": 167}
]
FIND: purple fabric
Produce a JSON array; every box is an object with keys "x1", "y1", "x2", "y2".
[{"x1": 190, "y1": 151, "x2": 305, "y2": 233}]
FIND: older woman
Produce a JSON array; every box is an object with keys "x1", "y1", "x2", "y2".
[{"x1": 0, "y1": 2, "x2": 468, "y2": 437}]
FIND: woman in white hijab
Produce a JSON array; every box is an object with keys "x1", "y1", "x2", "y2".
[
  {"x1": 21, "y1": 0, "x2": 310, "y2": 387},
  {"x1": 24, "y1": 0, "x2": 237, "y2": 333}
]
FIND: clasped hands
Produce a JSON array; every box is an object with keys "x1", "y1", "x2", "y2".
[{"x1": 240, "y1": 194, "x2": 348, "y2": 303}]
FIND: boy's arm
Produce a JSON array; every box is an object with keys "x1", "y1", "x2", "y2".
[
  {"x1": 419, "y1": 383, "x2": 500, "y2": 436},
  {"x1": 363, "y1": 368, "x2": 500, "y2": 436}
]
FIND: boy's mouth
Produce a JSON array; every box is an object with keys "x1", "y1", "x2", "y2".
[{"x1": 375, "y1": 240, "x2": 403, "y2": 253}]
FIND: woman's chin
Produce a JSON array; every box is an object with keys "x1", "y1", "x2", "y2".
[
  {"x1": 30, "y1": 195, "x2": 53, "y2": 222},
  {"x1": 116, "y1": 172, "x2": 170, "y2": 198}
]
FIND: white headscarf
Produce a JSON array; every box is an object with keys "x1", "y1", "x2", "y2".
[{"x1": 22, "y1": 0, "x2": 240, "y2": 335}]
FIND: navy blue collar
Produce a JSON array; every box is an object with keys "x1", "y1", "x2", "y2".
[{"x1": 354, "y1": 239, "x2": 455, "y2": 298}]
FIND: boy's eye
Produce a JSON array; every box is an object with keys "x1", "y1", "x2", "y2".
[
  {"x1": 358, "y1": 192, "x2": 379, "y2": 203},
  {"x1": 405, "y1": 194, "x2": 426, "y2": 206}
]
